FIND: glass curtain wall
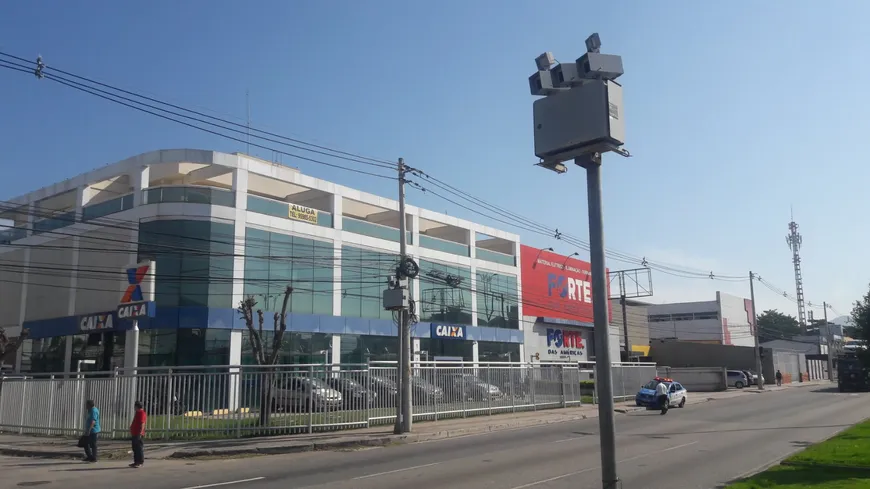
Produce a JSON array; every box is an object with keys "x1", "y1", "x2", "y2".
[
  {"x1": 418, "y1": 259, "x2": 472, "y2": 326},
  {"x1": 475, "y1": 271, "x2": 519, "y2": 329},
  {"x1": 340, "y1": 245, "x2": 404, "y2": 321}
]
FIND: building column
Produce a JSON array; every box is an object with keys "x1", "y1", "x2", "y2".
[
  {"x1": 332, "y1": 194, "x2": 342, "y2": 231},
  {"x1": 63, "y1": 186, "x2": 86, "y2": 376},
  {"x1": 131, "y1": 166, "x2": 150, "y2": 207},
  {"x1": 330, "y1": 335, "x2": 340, "y2": 371},
  {"x1": 228, "y1": 330, "x2": 242, "y2": 411},
  {"x1": 15, "y1": 247, "x2": 30, "y2": 373},
  {"x1": 472, "y1": 340, "x2": 479, "y2": 365}
]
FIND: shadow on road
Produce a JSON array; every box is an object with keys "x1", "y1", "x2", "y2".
[
  {"x1": 13, "y1": 462, "x2": 82, "y2": 468},
  {"x1": 56, "y1": 467, "x2": 130, "y2": 472}
]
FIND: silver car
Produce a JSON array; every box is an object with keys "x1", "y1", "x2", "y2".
[
  {"x1": 272, "y1": 376, "x2": 343, "y2": 412},
  {"x1": 727, "y1": 370, "x2": 748, "y2": 389}
]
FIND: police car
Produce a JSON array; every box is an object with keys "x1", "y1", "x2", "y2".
[{"x1": 635, "y1": 377, "x2": 688, "y2": 409}]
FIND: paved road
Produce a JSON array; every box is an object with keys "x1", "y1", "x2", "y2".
[{"x1": 3, "y1": 385, "x2": 868, "y2": 489}]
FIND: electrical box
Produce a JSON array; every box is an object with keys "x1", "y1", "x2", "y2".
[
  {"x1": 383, "y1": 288, "x2": 409, "y2": 311},
  {"x1": 533, "y1": 79, "x2": 624, "y2": 162}
]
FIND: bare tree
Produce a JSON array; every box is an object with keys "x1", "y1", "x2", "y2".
[
  {"x1": 0, "y1": 327, "x2": 28, "y2": 369},
  {"x1": 238, "y1": 286, "x2": 292, "y2": 426}
]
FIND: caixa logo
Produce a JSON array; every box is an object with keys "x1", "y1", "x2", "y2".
[
  {"x1": 546, "y1": 328, "x2": 584, "y2": 349},
  {"x1": 431, "y1": 324, "x2": 466, "y2": 340},
  {"x1": 547, "y1": 273, "x2": 592, "y2": 303}
]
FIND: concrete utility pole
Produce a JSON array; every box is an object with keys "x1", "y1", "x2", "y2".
[
  {"x1": 824, "y1": 302, "x2": 834, "y2": 381},
  {"x1": 397, "y1": 158, "x2": 413, "y2": 433},
  {"x1": 529, "y1": 33, "x2": 627, "y2": 489},
  {"x1": 749, "y1": 272, "x2": 763, "y2": 390}
]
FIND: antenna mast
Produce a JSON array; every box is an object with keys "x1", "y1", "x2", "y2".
[{"x1": 786, "y1": 208, "x2": 807, "y2": 332}]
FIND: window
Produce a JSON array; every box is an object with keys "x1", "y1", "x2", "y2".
[
  {"x1": 419, "y1": 260, "x2": 472, "y2": 326},
  {"x1": 243, "y1": 228, "x2": 335, "y2": 315},
  {"x1": 671, "y1": 313, "x2": 694, "y2": 321},
  {"x1": 138, "y1": 220, "x2": 235, "y2": 308},
  {"x1": 476, "y1": 271, "x2": 519, "y2": 329},
  {"x1": 648, "y1": 314, "x2": 671, "y2": 322},
  {"x1": 340, "y1": 246, "x2": 402, "y2": 321},
  {"x1": 339, "y1": 335, "x2": 398, "y2": 364},
  {"x1": 240, "y1": 331, "x2": 332, "y2": 365},
  {"x1": 477, "y1": 341, "x2": 520, "y2": 363},
  {"x1": 694, "y1": 312, "x2": 719, "y2": 320}
]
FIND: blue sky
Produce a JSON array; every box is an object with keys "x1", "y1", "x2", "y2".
[{"x1": 1, "y1": 1, "x2": 867, "y2": 319}]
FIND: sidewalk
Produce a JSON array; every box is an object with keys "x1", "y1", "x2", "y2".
[{"x1": 0, "y1": 380, "x2": 827, "y2": 460}]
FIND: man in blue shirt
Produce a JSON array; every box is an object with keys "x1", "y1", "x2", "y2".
[{"x1": 83, "y1": 400, "x2": 101, "y2": 462}]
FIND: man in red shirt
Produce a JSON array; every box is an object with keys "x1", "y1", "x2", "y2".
[{"x1": 129, "y1": 401, "x2": 146, "y2": 468}]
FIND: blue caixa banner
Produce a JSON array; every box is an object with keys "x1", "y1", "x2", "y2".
[{"x1": 431, "y1": 324, "x2": 467, "y2": 340}]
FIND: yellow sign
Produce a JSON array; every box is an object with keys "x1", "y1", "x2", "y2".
[{"x1": 288, "y1": 204, "x2": 318, "y2": 224}]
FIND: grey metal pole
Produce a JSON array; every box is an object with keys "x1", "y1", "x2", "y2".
[
  {"x1": 578, "y1": 154, "x2": 618, "y2": 489},
  {"x1": 824, "y1": 302, "x2": 834, "y2": 382},
  {"x1": 750, "y1": 272, "x2": 763, "y2": 390},
  {"x1": 620, "y1": 293, "x2": 630, "y2": 361},
  {"x1": 397, "y1": 158, "x2": 413, "y2": 433}
]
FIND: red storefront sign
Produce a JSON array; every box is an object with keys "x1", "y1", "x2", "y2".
[{"x1": 520, "y1": 245, "x2": 611, "y2": 323}]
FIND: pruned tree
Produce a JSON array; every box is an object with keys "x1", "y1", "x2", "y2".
[
  {"x1": 0, "y1": 327, "x2": 28, "y2": 369},
  {"x1": 238, "y1": 285, "x2": 292, "y2": 426}
]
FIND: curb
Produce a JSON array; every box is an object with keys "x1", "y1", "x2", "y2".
[{"x1": 0, "y1": 445, "x2": 129, "y2": 460}]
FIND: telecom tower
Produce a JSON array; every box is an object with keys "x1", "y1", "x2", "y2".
[{"x1": 786, "y1": 211, "x2": 807, "y2": 331}]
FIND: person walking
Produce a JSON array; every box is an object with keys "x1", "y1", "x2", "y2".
[
  {"x1": 775, "y1": 369, "x2": 783, "y2": 387},
  {"x1": 82, "y1": 400, "x2": 100, "y2": 462},
  {"x1": 655, "y1": 380, "x2": 670, "y2": 415},
  {"x1": 129, "y1": 401, "x2": 147, "y2": 468}
]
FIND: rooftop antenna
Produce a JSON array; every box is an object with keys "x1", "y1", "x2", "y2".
[{"x1": 786, "y1": 206, "x2": 807, "y2": 332}]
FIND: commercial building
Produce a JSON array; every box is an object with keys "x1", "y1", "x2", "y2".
[
  {"x1": 647, "y1": 292, "x2": 756, "y2": 347},
  {"x1": 0, "y1": 149, "x2": 525, "y2": 374},
  {"x1": 519, "y1": 246, "x2": 621, "y2": 363}
]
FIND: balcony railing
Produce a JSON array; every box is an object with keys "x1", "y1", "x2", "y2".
[
  {"x1": 0, "y1": 226, "x2": 27, "y2": 243},
  {"x1": 475, "y1": 247, "x2": 516, "y2": 266},
  {"x1": 32, "y1": 211, "x2": 76, "y2": 235},
  {"x1": 144, "y1": 186, "x2": 235, "y2": 207},
  {"x1": 82, "y1": 194, "x2": 134, "y2": 222},
  {"x1": 247, "y1": 195, "x2": 333, "y2": 228},
  {"x1": 343, "y1": 216, "x2": 411, "y2": 244},
  {"x1": 419, "y1": 234, "x2": 469, "y2": 257}
]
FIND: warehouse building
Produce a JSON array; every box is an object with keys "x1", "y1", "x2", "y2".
[
  {"x1": 647, "y1": 292, "x2": 756, "y2": 347},
  {"x1": 0, "y1": 149, "x2": 524, "y2": 374}
]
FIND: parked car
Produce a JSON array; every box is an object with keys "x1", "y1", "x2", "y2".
[
  {"x1": 410, "y1": 375, "x2": 444, "y2": 403},
  {"x1": 272, "y1": 376, "x2": 342, "y2": 412},
  {"x1": 438, "y1": 373, "x2": 503, "y2": 401},
  {"x1": 326, "y1": 377, "x2": 377, "y2": 409},
  {"x1": 727, "y1": 370, "x2": 749, "y2": 389},
  {"x1": 741, "y1": 370, "x2": 764, "y2": 386},
  {"x1": 635, "y1": 377, "x2": 688, "y2": 409},
  {"x1": 369, "y1": 375, "x2": 399, "y2": 406}
]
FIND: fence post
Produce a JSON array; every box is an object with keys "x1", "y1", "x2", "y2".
[
  {"x1": 560, "y1": 365, "x2": 566, "y2": 408},
  {"x1": 461, "y1": 364, "x2": 467, "y2": 418},
  {"x1": 18, "y1": 380, "x2": 26, "y2": 434},
  {"x1": 531, "y1": 364, "x2": 537, "y2": 411},
  {"x1": 365, "y1": 360, "x2": 371, "y2": 428},
  {"x1": 165, "y1": 369, "x2": 173, "y2": 439},
  {"x1": 47, "y1": 375, "x2": 55, "y2": 436},
  {"x1": 487, "y1": 364, "x2": 493, "y2": 416},
  {"x1": 308, "y1": 365, "x2": 314, "y2": 434},
  {"x1": 111, "y1": 367, "x2": 119, "y2": 440},
  {"x1": 509, "y1": 362, "x2": 515, "y2": 413}
]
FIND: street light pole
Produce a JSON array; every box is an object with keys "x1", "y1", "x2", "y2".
[
  {"x1": 577, "y1": 153, "x2": 618, "y2": 488},
  {"x1": 397, "y1": 158, "x2": 413, "y2": 434},
  {"x1": 824, "y1": 302, "x2": 834, "y2": 381},
  {"x1": 749, "y1": 272, "x2": 763, "y2": 390}
]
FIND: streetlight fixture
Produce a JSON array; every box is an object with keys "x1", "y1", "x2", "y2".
[{"x1": 528, "y1": 33, "x2": 628, "y2": 489}]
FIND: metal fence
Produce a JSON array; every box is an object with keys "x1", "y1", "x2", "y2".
[{"x1": 0, "y1": 361, "x2": 656, "y2": 440}]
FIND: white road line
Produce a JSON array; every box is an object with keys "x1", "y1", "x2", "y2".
[
  {"x1": 179, "y1": 477, "x2": 265, "y2": 489},
  {"x1": 507, "y1": 441, "x2": 699, "y2": 489},
  {"x1": 551, "y1": 437, "x2": 579, "y2": 444},
  {"x1": 353, "y1": 462, "x2": 441, "y2": 480}
]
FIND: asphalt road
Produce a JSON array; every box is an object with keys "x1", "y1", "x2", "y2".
[{"x1": 3, "y1": 385, "x2": 868, "y2": 489}]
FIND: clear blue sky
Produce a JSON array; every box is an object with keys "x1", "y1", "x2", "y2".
[{"x1": 1, "y1": 1, "x2": 867, "y2": 320}]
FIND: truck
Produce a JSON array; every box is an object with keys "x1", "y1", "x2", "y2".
[{"x1": 837, "y1": 354, "x2": 870, "y2": 392}]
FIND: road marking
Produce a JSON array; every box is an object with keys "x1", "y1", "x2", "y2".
[
  {"x1": 506, "y1": 441, "x2": 699, "y2": 489},
  {"x1": 551, "y1": 437, "x2": 579, "y2": 444},
  {"x1": 179, "y1": 478, "x2": 265, "y2": 489},
  {"x1": 353, "y1": 462, "x2": 441, "y2": 480}
]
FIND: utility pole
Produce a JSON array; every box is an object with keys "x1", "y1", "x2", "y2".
[
  {"x1": 824, "y1": 302, "x2": 834, "y2": 382},
  {"x1": 529, "y1": 34, "x2": 626, "y2": 489},
  {"x1": 618, "y1": 273, "x2": 630, "y2": 361},
  {"x1": 397, "y1": 158, "x2": 413, "y2": 433},
  {"x1": 749, "y1": 272, "x2": 763, "y2": 390}
]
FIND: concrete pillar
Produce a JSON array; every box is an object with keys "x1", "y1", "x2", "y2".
[
  {"x1": 231, "y1": 169, "x2": 249, "y2": 308},
  {"x1": 228, "y1": 330, "x2": 242, "y2": 411},
  {"x1": 131, "y1": 166, "x2": 150, "y2": 207},
  {"x1": 469, "y1": 266, "x2": 478, "y2": 327},
  {"x1": 332, "y1": 193, "x2": 342, "y2": 230},
  {"x1": 65, "y1": 188, "x2": 84, "y2": 376},
  {"x1": 331, "y1": 335, "x2": 340, "y2": 371}
]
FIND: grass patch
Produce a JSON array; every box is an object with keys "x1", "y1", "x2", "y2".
[{"x1": 727, "y1": 420, "x2": 870, "y2": 488}]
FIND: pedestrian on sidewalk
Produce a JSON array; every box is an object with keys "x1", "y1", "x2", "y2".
[
  {"x1": 82, "y1": 400, "x2": 100, "y2": 463},
  {"x1": 655, "y1": 380, "x2": 670, "y2": 415},
  {"x1": 129, "y1": 401, "x2": 147, "y2": 468},
  {"x1": 775, "y1": 370, "x2": 783, "y2": 387}
]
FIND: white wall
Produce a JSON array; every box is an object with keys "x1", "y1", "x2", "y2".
[
  {"x1": 523, "y1": 318, "x2": 593, "y2": 362},
  {"x1": 717, "y1": 292, "x2": 755, "y2": 347},
  {"x1": 657, "y1": 366, "x2": 727, "y2": 392}
]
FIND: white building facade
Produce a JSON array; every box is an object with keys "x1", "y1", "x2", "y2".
[
  {"x1": 0, "y1": 149, "x2": 524, "y2": 374},
  {"x1": 647, "y1": 291, "x2": 755, "y2": 347}
]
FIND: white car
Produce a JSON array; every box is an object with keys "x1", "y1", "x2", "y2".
[{"x1": 636, "y1": 378, "x2": 688, "y2": 409}]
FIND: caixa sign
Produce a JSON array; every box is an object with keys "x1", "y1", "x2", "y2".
[
  {"x1": 431, "y1": 324, "x2": 467, "y2": 340},
  {"x1": 117, "y1": 302, "x2": 153, "y2": 320},
  {"x1": 79, "y1": 313, "x2": 114, "y2": 333}
]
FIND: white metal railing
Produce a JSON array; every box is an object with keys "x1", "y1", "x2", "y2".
[{"x1": 0, "y1": 362, "x2": 656, "y2": 440}]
